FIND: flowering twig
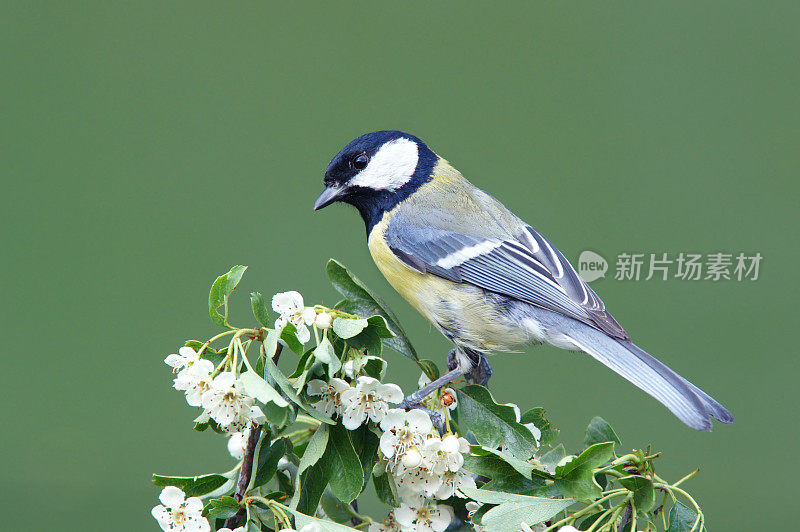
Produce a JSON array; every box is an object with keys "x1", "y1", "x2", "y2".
[
  {"x1": 223, "y1": 422, "x2": 262, "y2": 529},
  {"x1": 153, "y1": 267, "x2": 715, "y2": 532}
]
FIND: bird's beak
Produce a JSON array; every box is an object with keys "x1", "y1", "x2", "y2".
[{"x1": 313, "y1": 186, "x2": 343, "y2": 211}]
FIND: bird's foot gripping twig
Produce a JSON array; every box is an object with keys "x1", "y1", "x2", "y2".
[
  {"x1": 468, "y1": 353, "x2": 492, "y2": 387},
  {"x1": 398, "y1": 349, "x2": 492, "y2": 431},
  {"x1": 448, "y1": 347, "x2": 493, "y2": 387},
  {"x1": 399, "y1": 367, "x2": 463, "y2": 410}
]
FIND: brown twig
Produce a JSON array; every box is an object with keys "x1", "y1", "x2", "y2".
[
  {"x1": 350, "y1": 499, "x2": 362, "y2": 527},
  {"x1": 223, "y1": 423, "x2": 263, "y2": 529},
  {"x1": 617, "y1": 502, "x2": 632, "y2": 532}
]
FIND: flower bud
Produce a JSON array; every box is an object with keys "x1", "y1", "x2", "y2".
[
  {"x1": 401, "y1": 448, "x2": 423, "y2": 468},
  {"x1": 441, "y1": 434, "x2": 460, "y2": 454},
  {"x1": 315, "y1": 312, "x2": 332, "y2": 329}
]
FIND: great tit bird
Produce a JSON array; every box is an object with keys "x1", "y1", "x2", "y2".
[{"x1": 314, "y1": 130, "x2": 733, "y2": 431}]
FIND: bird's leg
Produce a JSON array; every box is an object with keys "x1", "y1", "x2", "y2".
[
  {"x1": 447, "y1": 348, "x2": 459, "y2": 372},
  {"x1": 468, "y1": 353, "x2": 493, "y2": 387},
  {"x1": 399, "y1": 348, "x2": 492, "y2": 412},
  {"x1": 460, "y1": 347, "x2": 492, "y2": 387}
]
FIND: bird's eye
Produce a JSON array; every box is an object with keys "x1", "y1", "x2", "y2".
[{"x1": 352, "y1": 153, "x2": 369, "y2": 170}]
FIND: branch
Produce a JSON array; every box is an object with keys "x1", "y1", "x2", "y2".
[
  {"x1": 617, "y1": 502, "x2": 632, "y2": 532},
  {"x1": 223, "y1": 423, "x2": 263, "y2": 529},
  {"x1": 222, "y1": 340, "x2": 281, "y2": 528}
]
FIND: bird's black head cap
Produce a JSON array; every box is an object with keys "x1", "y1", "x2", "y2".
[{"x1": 314, "y1": 130, "x2": 438, "y2": 233}]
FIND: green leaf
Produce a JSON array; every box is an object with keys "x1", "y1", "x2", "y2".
[
  {"x1": 481, "y1": 474, "x2": 546, "y2": 495},
  {"x1": 292, "y1": 425, "x2": 330, "y2": 511},
  {"x1": 455, "y1": 385, "x2": 538, "y2": 459},
  {"x1": 245, "y1": 520, "x2": 263, "y2": 532},
  {"x1": 326, "y1": 424, "x2": 364, "y2": 503},
  {"x1": 280, "y1": 322, "x2": 306, "y2": 355},
  {"x1": 320, "y1": 488, "x2": 354, "y2": 524},
  {"x1": 283, "y1": 505, "x2": 362, "y2": 532},
  {"x1": 554, "y1": 442, "x2": 615, "y2": 502},
  {"x1": 241, "y1": 370, "x2": 290, "y2": 407},
  {"x1": 579, "y1": 511, "x2": 607, "y2": 530},
  {"x1": 584, "y1": 416, "x2": 621, "y2": 446},
  {"x1": 252, "y1": 437, "x2": 287, "y2": 489},
  {"x1": 471, "y1": 446, "x2": 553, "y2": 479},
  {"x1": 480, "y1": 497, "x2": 575, "y2": 532},
  {"x1": 520, "y1": 407, "x2": 560, "y2": 447},
  {"x1": 345, "y1": 315, "x2": 398, "y2": 359},
  {"x1": 263, "y1": 401, "x2": 290, "y2": 427},
  {"x1": 667, "y1": 501, "x2": 699, "y2": 532},
  {"x1": 461, "y1": 487, "x2": 571, "y2": 506},
  {"x1": 297, "y1": 459, "x2": 329, "y2": 516},
  {"x1": 332, "y1": 317, "x2": 369, "y2": 339},
  {"x1": 363, "y1": 314, "x2": 395, "y2": 338},
  {"x1": 416, "y1": 359, "x2": 440, "y2": 381},
  {"x1": 539, "y1": 443, "x2": 566, "y2": 471},
  {"x1": 297, "y1": 426, "x2": 330, "y2": 481},
  {"x1": 204, "y1": 496, "x2": 241, "y2": 519},
  {"x1": 250, "y1": 291, "x2": 272, "y2": 328},
  {"x1": 264, "y1": 355, "x2": 334, "y2": 425},
  {"x1": 326, "y1": 259, "x2": 417, "y2": 360},
  {"x1": 373, "y1": 471, "x2": 399, "y2": 507},
  {"x1": 208, "y1": 265, "x2": 247, "y2": 327},
  {"x1": 463, "y1": 453, "x2": 522, "y2": 479},
  {"x1": 152, "y1": 473, "x2": 229, "y2": 497},
  {"x1": 618, "y1": 475, "x2": 655, "y2": 513}
]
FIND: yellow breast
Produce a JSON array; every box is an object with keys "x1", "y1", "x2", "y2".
[
  {"x1": 367, "y1": 211, "x2": 529, "y2": 353},
  {"x1": 367, "y1": 214, "x2": 450, "y2": 325}
]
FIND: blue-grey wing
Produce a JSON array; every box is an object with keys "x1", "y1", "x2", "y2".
[{"x1": 387, "y1": 215, "x2": 629, "y2": 340}]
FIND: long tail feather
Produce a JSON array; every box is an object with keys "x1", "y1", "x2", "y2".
[{"x1": 566, "y1": 325, "x2": 731, "y2": 430}]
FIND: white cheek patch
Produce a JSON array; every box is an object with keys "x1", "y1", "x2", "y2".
[{"x1": 349, "y1": 137, "x2": 419, "y2": 191}]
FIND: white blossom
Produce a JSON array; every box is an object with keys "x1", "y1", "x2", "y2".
[
  {"x1": 342, "y1": 360, "x2": 355, "y2": 379},
  {"x1": 369, "y1": 510, "x2": 400, "y2": 532},
  {"x1": 434, "y1": 469, "x2": 477, "y2": 499},
  {"x1": 217, "y1": 528, "x2": 245, "y2": 532},
  {"x1": 307, "y1": 378, "x2": 351, "y2": 417},
  {"x1": 201, "y1": 372, "x2": 254, "y2": 430},
  {"x1": 249, "y1": 405, "x2": 266, "y2": 424},
  {"x1": 556, "y1": 526, "x2": 578, "y2": 532},
  {"x1": 173, "y1": 358, "x2": 215, "y2": 407},
  {"x1": 421, "y1": 434, "x2": 470, "y2": 475},
  {"x1": 165, "y1": 346, "x2": 200, "y2": 373},
  {"x1": 340, "y1": 376, "x2": 403, "y2": 430},
  {"x1": 379, "y1": 409, "x2": 433, "y2": 465},
  {"x1": 394, "y1": 461, "x2": 442, "y2": 501},
  {"x1": 394, "y1": 503, "x2": 453, "y2": 532},
  {"x1": 272, "y1": 291, "x2": 315, "y2": 344},
  {"x1": 151, "y1": 486, "x2": 210, "y2": 532}
]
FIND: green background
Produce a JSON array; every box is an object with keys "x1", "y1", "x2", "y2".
[{"x1": 2, "y1": 2, "x2": 796, "y2": 530}]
